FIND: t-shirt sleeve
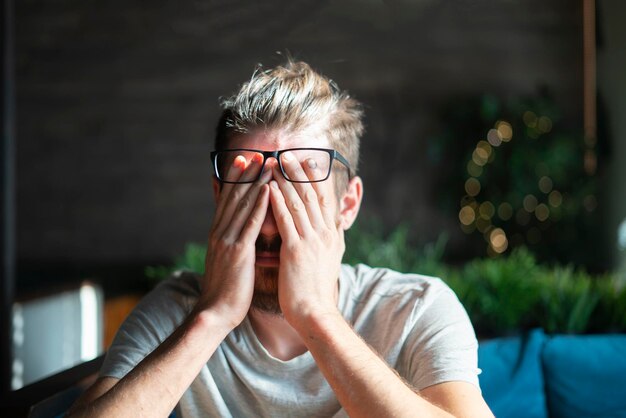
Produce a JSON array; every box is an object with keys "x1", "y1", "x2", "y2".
[
  {"x1": 99, "y1": 273, "x2": 198, "y2": 380},
  {"x1": 398, "y1": 283, "x2": 480, "y2": 391}
]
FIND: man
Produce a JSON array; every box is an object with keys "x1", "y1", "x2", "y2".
[{"x1": 69, "y1": 60, "x2": 493, "y2": 417}]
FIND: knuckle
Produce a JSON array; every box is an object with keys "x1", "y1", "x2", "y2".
[
  {"x1": 319, "y1": 194, "x2": 332, "y2": 208},
  {"x1": 231, "y1": 189, "x2": 244, "y2": 202},
  {"x1": 321, "y1": 229, "x2": 334, "y2": 243},
  {"x1": 208, "y1": 231, "x2": 220, "y2": 246},
  {"x1": 284, "y1": 240, "x2": 300, "y2": 254},
  {"x1": 246, "y1": 213, "x2": 262, "y2": 228},
  {"x1": 279, "y1": 212, "x2": 292, "y2": 225},
  {"x1": 290, "y1": 200, "x2": 302, "y2": 212},
  {"x1": 303, "y1": 189, "x2": 316, "y2": 204},
  {"x1": 212, "y1": 239, "x2": 227, "y2": 252},
  {"x1": 237, "y1": 197, "x2": 250, "y2": 211},
  {"x1": 212, "y1": 234, "x2": 235, "y2": 251}
]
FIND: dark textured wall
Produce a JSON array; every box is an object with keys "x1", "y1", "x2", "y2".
[{"x1": 15, "y1": 1, "x2": 583, "y2": 276}]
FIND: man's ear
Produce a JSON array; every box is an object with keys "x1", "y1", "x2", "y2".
[{"x1": 339, "y1": 176, "x2": 363, "y2": 230}]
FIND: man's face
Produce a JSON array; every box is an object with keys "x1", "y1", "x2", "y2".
[{"x1": 216, "y1": 129, "x2": 343, "y2": 314}]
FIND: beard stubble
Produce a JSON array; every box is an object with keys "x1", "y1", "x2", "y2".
[{"x1": 251, "y1": 234, "x2": 282, "y2": 314}]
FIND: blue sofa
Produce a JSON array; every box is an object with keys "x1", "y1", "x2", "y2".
[{"x1": 478, "y1": 329, "x2": 626, "y2": 418}]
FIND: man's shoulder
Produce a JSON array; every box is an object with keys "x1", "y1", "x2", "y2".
[
  {"x1": 132, "y1": 270, "x2": 201, "y2": 319},
  {"x1": 154, "y1": 270, "x2": 202, "y2": 297},
  {"x1": 341, "y1": 263, "x2": 452, "y2": 305}
]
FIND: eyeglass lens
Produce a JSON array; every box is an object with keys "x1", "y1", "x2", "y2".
[{"x1": 215, "y1": 150, "x2": 332, "y2": 183}]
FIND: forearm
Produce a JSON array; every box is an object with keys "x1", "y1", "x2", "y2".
[
  {"x1": 69, "y1": 164, "x2": 269, "y2": 417},
  {"x1": 292, "y1": 310, "x2": 453, "y2": 418},
  {"x1": 68, "y1": 308, "x2": 232, "y2": 418}
]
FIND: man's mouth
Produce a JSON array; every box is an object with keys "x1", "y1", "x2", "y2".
[
  {"x1": 255, "y1": 235, "x2": 281, "y2": 267},
  {"x1": 255, "y1": 251, "x2": 280, "y2": 267}
]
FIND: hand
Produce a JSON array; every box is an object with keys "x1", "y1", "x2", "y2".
[
  {"x1": 268, "y1": 151, "x2": 345, "y2": 326},
  {"x1": 197, "y1": 154, "x2": 271, "y2": 328}
]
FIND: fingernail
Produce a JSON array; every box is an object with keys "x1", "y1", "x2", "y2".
[
  {"x1": 270, "y1": 180, "x2": 279, "y2": 189},
  {"x1": 234, "y1": 155, "x2": 247, "y2": 169},
  {"x1": 307, "y1": 158, "x2": 317, "y2": 169},
  {"x1": 252, "y1": 153, "x2": 263, "y2": 164},
  {"x1": 282, "y1": 151, "x2": 293, "y2": 162}
]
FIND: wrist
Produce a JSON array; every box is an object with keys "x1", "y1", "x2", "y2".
[
  {"x1": 282, "y1": 277, "x2": 342, "y2": 328},
  {"x1": 190, "y1": 303, "x2": 242, "y2": 338},
  {"x1": 286, "y1": 303, "x2": 344, "y2": 338}
]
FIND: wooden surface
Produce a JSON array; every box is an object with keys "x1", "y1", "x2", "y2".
[{"x1": 103, "y1": 294, "x2": 143, "y2": 348}]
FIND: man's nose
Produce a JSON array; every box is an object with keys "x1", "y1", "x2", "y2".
[
  {"x1": 258, "y1": 158, "x2": 279, "y2": 237},
  {"x1": 259, "y1": 203, "x2": 278, "y2": 237}
]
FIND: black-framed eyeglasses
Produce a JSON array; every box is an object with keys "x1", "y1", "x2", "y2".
[{"x1": 210, "y1": 148, "x2": 352, "y2": 184}]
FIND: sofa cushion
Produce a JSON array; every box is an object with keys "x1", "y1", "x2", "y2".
[
  {"x1": 478, "y1": 328, "x2": 548, "y2": 418},
  {"x1": 542, "y1": 334, "x2": 626, "y2": 418}
]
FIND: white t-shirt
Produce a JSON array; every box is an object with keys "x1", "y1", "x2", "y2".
[{"x1": 100, "y1": 264, "x2": 480, "y2": 418}]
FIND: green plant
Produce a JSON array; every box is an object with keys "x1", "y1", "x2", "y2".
[
  {"x1": 145, "y1": 242, "x2": 206, "y2": 282},
  {"x1": 344, "y1": 221, "x2": 625, "y2": 336},
  {"x1": 537, "y1": 267, "x2": 600, "y2": 334},
  {"x1": 343, "y1": 220, "x2": 448, "y2": 278},
  {"x1": 588, "y1": 273, "x2": 626, "y2": 333},
  {"x1": 455, "y1": 248, "x2": 543, "y2": 336}
]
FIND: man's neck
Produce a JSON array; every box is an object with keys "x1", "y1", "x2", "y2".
[
  {"x1": 248, "y1": 309, "x2": 308, "y2": 361},
  {"x1": 247, "y1": 281, "x2": 341, "y2": 361}
]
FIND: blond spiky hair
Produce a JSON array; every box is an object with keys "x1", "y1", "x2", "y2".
[{"x1": 215, "y1": 60, "x2": 364, "y2": 179}]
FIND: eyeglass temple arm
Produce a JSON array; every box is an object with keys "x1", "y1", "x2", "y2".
[{"x1": 333, "y1": 151, "x2": 353, "y2": 178}]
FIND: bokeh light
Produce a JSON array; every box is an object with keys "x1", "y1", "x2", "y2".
[
  {"x1": 465, "y1": 178, "x2": 481, "y2": 196},
  {"x1": 537, "y1": 116, "x2": 553, "y2": 133},
  {"x1": 479, "y1": 201, "x2": 495, "y2": 219},
  {"x1": 535, "y1": 203, "x2": 550, "y2": 222},
  {"x1": 487, "y1": 129, "x2": 502, "y2": 147},
  {"x1": 523, "y1": 111, "x2": 537, "y2": 128},
  {"x1": 495, "y1": 120, "x2": 513, "y2": 142},
  {"x1": 548, "y1": 190, "x2": 562, "y2": 207},
  {"x1": 538, "y1": 176, "x2": 553, "y2": 194},
  {"x1": 459, "y1": 206, "x2": 476, "y2": 226},
  {"x1": 523, "y1": 194, "x2": 538, "y2": 212},
  {"x1": 498, "y1": 202, "x2": 513, "y2": 221},
  {"x1": 467, "y1": 160, "x2": 483, "y2": 177},
  {"x1": 472, "y1": 146, "x2": 489, "y2": 166},
  {"x1": 489, "y1": 228, "x2": 508, "y2": 253}
]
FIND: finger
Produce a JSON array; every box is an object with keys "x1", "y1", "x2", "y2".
[
  {"x1": 269, "y1": 180, "x2": 299, "y2": 243},
  {"x1": 272, "y1": 165, "x2": 314, "y2": 237},
  {"x1": 281, "y1": 151, "x2": 338, "y2": 229},
  {"x1": 308, "y1": 174, "x2": 337, "y2": 230},
  {"x1": 214, "y1": 153, "x2": 263, "y2": 225},
  {"x1": 216, "y1": 166, "x2": 271, "y2": 240},
  {"x1": 280, "y1": 151, "x2": 326, "y2": 229},
  {"x1": 222, "y1": 169, "x2": 272, "y2": 243},
  {"x1": 238, "y1": 184, "x2": 271, "y2": 244},
  {"x1": 214, "y1": 154, "x2": 266, "y2": 237},
  {"x1": 213, "y1": 156, "x2": 245, "y2": 224}
]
